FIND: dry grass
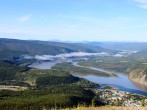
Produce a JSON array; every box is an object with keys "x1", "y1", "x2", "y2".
[
  {"x1": 71, "y1": 107, "x2": 147, "y2": 110},
  {"x1": 0, "y1": 85, "x2": 28, "y2": 91}
]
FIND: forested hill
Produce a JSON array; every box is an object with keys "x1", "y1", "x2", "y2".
[{"x1": 0, "y1": 38, "x2": 110, "y2": 60}]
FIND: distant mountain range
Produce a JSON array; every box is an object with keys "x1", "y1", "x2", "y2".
[
  {"x1": 84, "y1": 42, "x2": 147, "y2": 51},
  {"x1": 0, "y1": 38, "x2": 111, "y2": 60},
  {"x1": 2, "y1": 38, "x2": 147, "y2": 61}
]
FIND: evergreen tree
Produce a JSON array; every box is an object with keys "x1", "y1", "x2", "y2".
[
  {"x1": 91, "y1": 98, "x2": 96, "y2": 107},
  {"x1": 142, "y1": 98, "x2": 145, "y2": 107}
]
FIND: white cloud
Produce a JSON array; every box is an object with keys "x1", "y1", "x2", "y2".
[
  {"x1": 18, "y1": 15, "x2": 32, "y2": 23},
  {"x1": 131, "y1": 0, "x2": 147, "y2": 9},
  {"x1": 34, "y1": 52, "x2": 109, "y2": 60}
]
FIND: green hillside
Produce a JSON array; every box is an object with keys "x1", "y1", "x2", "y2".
[
  {"x1": 0, "y1": 38, "x2": 111, "y2": 60},
  {"x1": 0, "y1": 59, "x2": 103, "y2": 110},
  {"x1": 52, "y1": 62, "x2": 117, "y2": 77}
]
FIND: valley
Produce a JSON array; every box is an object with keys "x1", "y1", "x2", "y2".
[
  {"x1": 1, "y1": 38, "x2": 147, "y2": 109},
  {"x1": 29, "y1": 58, "x2": 147, "y2": 96},
  {"x1": 2, "y1": 0, "x2": 147, "y2": 109},
  {"x1": 78, "y1": 56, "x2": 147, "y2": 91}
]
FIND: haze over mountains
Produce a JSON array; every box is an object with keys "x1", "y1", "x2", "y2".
[
  {"x1": 1, "y1": 38, "x2": 147, "y2": 87},
  {"x1": 83, "y1": 42, "x2": 147, "y2": 51},
  {"x1": 2, "y1": 0, "x2": 147, "y2": 109},
  {"x1": 1, "y1": 38, "x2": 147, "y2": 60},
  {"x1": 0, "y1": 38, "x2": 110, "y2": 60},
  {"x1": 1, "y1": 38, "x2": 147, "y2": 109}
]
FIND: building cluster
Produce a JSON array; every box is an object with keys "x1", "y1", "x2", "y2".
[{"x1": 95, "y1": 89, "x2": 147, "y2": 107}]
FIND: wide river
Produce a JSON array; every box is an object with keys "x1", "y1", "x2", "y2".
[{"x1": 29, "y1": 61, "x2": 147, "y2": 96}]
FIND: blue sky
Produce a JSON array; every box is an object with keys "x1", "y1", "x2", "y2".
[{"x1": 0, "y1": 0, "x2": 147, "y2": 41}]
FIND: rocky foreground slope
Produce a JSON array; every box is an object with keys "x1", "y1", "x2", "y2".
[{"x1": 73, "y1": 107, "x2": 147, "y2": 110}]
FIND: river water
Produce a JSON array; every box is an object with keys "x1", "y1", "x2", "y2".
[{"x1": 29, "y1": 61, "x2": 147, "y2": 96}]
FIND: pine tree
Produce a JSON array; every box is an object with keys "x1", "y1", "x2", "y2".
[
  {"x1": 91, "y1": 98, "x2": 96, "y2": 107},
  {"x1": 142, "y1": 98, "x2": 145, "y2": 107},
  {"x1": 114, "y1": 99, "x2": 120, "y2": 106}
]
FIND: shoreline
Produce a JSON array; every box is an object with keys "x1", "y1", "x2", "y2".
[
  {"x1": 129, "y1": 78, "x2": 147, "y2": 92},
  {"x1": 26, "y1": 61, "x2": 147, "y2": 96}
]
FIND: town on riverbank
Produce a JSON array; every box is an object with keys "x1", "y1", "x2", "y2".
[{"x1": 95, "y1": 88, "x2": 147, "y2": 107}]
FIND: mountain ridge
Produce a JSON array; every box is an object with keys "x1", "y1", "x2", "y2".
[{"x1": 0, "y1": 38, "x2": 111, "y2": 60}]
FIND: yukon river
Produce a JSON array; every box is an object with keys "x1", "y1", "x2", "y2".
[{"x1": 29, "y1": 61, "x2": 147, "y2": 96}]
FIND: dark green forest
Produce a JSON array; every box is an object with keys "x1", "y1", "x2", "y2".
[{"x1": 0, "y1": 60, "x2": 103, "y2": 110}]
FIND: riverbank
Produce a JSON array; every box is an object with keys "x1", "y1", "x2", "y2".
[
  {"x1": 95, "y1": 89, "x2": 147, "y2": 107},
  {"x1": 27, "y1": 60, "x2": 147, "y2": 96},
  {"x1": 130, "y1": 79, "x2": 147, "y2": 92}
]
